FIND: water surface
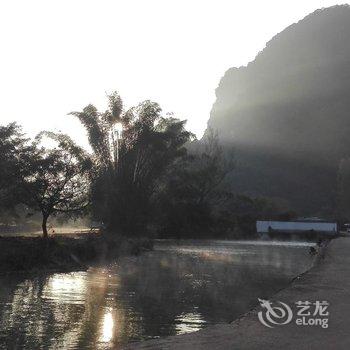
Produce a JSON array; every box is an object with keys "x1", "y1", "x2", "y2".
[{"x1": 0, "y1": 240, "x2": 315, "y2": 349}]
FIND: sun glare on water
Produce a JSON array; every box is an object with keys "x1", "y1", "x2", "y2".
[{"x1": 100, "y1": 309, "x2": 114, "y2": 343}]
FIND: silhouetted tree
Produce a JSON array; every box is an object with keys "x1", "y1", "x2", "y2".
[
  {"x1": 0, "y1": 123, "x2": 35, "y2": 214},
  {"x1": 157, "y1": 129, "x2": 235, "y2": 237},
  {"x1": 72, "y1": 92, "x2": 194, "y2": 235},
  {"x1": 20, "y1": 133, "x2": 92, "y2": 237}
]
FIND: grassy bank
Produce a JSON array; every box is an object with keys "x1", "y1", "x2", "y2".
[{"x1": 0, "y1": 234, "x2": 153, "y2": 273}]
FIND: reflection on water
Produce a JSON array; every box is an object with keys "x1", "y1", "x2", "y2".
[
  {"x1": 44, "y1": 273, "x2": 87, "y2": 304},
  {"x1": 100, "y1": 309, "x2": 114, "y2": 343},
  {"x1": 0, "y1": 240, "x2": 315, "y2": 349},
  {"x1": 175, "y1": 311, "x2": 206, "y2": 334}
]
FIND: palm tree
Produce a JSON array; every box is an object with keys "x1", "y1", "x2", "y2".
[{"x1": 71, "y1": 92, "x2": 194, "y2": 235}]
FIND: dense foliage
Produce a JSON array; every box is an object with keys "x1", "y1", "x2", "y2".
[
  {"x1": 19, "y1": 133, "x2": 92, "y2": 237},
  {"x1": 72, "y1": 93, "x2": 195, "y2": 235},
  {"x1": 0, "y1": 123, "x2": 33, "y2": 211},
  {"x1": 0, "y1": 125, "x2": 92, "y2": 237}
]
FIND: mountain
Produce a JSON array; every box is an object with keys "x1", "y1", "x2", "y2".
[{"x1": 206, "y1": 5, "x2": 350, "y2": 215}]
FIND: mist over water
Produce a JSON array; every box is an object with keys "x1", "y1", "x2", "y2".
[{"x1": 0, "y1": 240, "x2": 315, "y2": 349}]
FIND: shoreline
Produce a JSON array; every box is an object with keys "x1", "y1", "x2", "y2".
[
  {"x1": 0, "y1": 235, "x2": 153, "y2": 274},
  {"x1": 124, "y1": 237, "x2": 344, "y2": 350},
  {"x1": 0, "y1": 236, "x2": 318, "y2": 274}
]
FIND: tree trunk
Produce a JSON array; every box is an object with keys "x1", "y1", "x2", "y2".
[{"x1": 42, "y1": 215, "x2": 48, "y2": 238}]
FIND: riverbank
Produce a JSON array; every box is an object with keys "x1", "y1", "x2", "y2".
[
  {"x1": 125, "y1": 236, "x2": 348, "y2": 350},
  {"x1": 0, "y1": 235, "x2": 153, "y2": 273}
]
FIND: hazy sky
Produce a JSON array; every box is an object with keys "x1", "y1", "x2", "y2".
[{"x1": 0, "y1": 0, "x2": 346, "y2": 144}]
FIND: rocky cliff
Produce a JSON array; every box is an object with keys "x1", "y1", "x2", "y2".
[{"x1": 207, "y1": 5, "x2": 350, "y2": 215}]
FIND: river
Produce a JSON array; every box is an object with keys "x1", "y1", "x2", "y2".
[{"x1": 0, "y1": 240, "x2": 315, "y2": 349}]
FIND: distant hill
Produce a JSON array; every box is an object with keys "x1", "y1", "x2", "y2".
[{"x1": 206, "y1": 5, "x2": 350, "y2": 215}]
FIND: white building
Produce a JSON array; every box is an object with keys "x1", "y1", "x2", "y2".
[{"x1": 256, "y1": 220, "x2": 338, "y2": 234}]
